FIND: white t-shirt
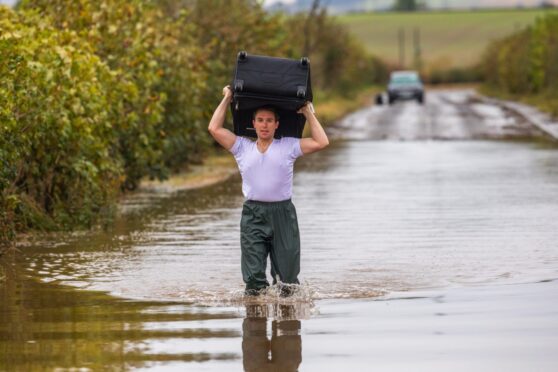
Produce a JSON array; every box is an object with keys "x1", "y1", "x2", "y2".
[{"x1": 230, "y1": 136, "x2": 303, "y2": 202}]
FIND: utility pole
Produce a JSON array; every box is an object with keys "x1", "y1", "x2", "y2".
[
  {"x1": 398, "y1": 27, "x2": 405, "y2": 69},
  {"x1": 303, "y1": 0, "x2": 321, "y2": 57},
  {"x1": 413, "y1": 27, "x2": 422, "y2": 72}
]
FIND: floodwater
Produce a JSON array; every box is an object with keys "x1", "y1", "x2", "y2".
[{"x1": 2, "y1": 90, "x2": 558, "y2": 370}]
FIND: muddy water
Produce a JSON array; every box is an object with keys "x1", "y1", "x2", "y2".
[{"x1": 2, "y1": 91, "x2": 558, "y2": 370}]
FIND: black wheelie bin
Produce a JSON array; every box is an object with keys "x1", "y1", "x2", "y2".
[{"x1": 230, "y1": 51, "x2": 312, "y2": 139}]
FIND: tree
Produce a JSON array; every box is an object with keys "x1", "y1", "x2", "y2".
[{"x1": 393, "y1": 0, "x2": 417, "y2": 11}]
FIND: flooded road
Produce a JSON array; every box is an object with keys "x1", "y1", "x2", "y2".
[{"x1": 2, "y1": 89, "x2": 558, "y2": 370}]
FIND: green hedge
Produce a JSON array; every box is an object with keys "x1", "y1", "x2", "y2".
[
  {"x1": 480, "y1": 13, "x2": 558, "y2": 115},
  {"x1": 20, "y1": 0, "x2": 184, "y2": 188},
  {"x1": 0, "y1": 7, "x2": 124, "y2": 240}
]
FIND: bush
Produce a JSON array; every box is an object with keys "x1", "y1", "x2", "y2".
[
  {"x1": 0, "y1": 7, "x2": 124, "y2": 239},
  {"x1": 147, "y1": 10, "x2": 211, "y2": 172},
  {"x1": 19, "y1": 0, "x2": 172, "y2": 189},
  {"x1": 480, "y1": 13, "x2": 558, "y2": 115}
]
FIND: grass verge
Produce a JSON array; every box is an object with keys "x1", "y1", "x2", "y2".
[
  {"x1": 138, "y1": 150, "x2": 238, "y2": 193},
  {"x1": 479, "y1": 86, "x2": 558, "y2": 118}
]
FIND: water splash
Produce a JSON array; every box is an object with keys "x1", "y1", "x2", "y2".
[{"x1": 202, "y1": 282, "x2": 318, "y2": 320}]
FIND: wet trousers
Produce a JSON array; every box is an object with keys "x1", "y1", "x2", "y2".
[{"x1": 240, "y1": 199, "x2": 301, "y2": 290}]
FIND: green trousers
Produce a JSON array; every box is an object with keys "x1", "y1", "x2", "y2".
[{"x1": 240, "y1": 199, "x2": 301, "y2": 290}]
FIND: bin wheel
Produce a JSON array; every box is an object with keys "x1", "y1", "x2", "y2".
[
  {"x1": 234, "y1": 80, "x2": 243, "y2": 92},
  {"x1": 300, "y1": 57, "x2": 309, "y2": 66},
  {"x1": 238, "y1": 51, "x2": 247, "y2": 61},
  {"x1": 297, "y1": 87, "x2": 306, "y2": 99}
]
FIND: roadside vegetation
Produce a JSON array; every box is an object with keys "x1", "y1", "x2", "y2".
[
  {"x1": 480, "y1": 13, "x2": 558, "y2": 117},
  {"x1": 0, "y1": 0, "x2": 387, "y2": 247}
]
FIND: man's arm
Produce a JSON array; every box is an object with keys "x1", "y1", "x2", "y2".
[
  {"x1": 299, "y1": 103, "x2": 329, "y2": 155},
  {"x1": 208, "y1": 86, "x2": 236, "y2": 150}
]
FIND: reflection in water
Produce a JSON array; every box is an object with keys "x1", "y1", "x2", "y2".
[
  {"x1": 0, "y1": 264, "x2": 241, "y2": 370},
  {"x1": 0, "y1": 261, "x2": 309, "y2": 371},
  {"x1": 243, "y1": 304, "x2": 302, "y2": 372}
]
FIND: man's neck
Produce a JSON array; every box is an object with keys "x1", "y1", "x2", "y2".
[
  {"x1": 257, "y1": 137, "x2": 273, "y2": 146},
  {"x1": 256, "y1": 137, "x2": 273, "y2": 153}
]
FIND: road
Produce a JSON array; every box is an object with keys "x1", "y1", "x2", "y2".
[{"x1": 329, "y1": 88, "x2": 543, "y2": 141}]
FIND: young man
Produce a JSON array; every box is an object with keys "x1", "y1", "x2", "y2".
[{"x1": 208, "y1": 86, "x2": 329, "y2": 295}]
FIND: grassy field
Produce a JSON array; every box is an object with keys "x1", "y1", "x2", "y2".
[{"x1": 337, "y1": 9, "x2": 556, "y2": 70}]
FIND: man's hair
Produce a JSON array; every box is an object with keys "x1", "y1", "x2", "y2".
[{"x1": 253, "y1": 106, "x2": 279, "y2": 121}]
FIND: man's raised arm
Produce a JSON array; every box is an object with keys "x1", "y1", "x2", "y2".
[
  {"x1": 208, "y1": 86, "x2": 237, "y2": 150},
  {"x1": 299, "y1": 103, "x2": 329, "y2": 155}
]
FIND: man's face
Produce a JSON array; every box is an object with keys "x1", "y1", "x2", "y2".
[{"x1": 253, "y1": 109, "x2": 279, "y2": 141}]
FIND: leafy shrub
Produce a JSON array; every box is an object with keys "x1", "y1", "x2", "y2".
[
  {"x1": 480, "y1": 13, "x2": 558, "y2": 115},
  {"x1": 0, "y1": 7, "x2": 124, "y2": 238},
  {"x1": 20, "y1": 0, "x2": 170, "y2": 189}
]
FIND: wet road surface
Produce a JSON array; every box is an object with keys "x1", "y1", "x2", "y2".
[
  {"x1": 330, "y1": 89, "x2": 545, "y2": 141},
  {"x1": 2, "y1": 89, "x2": 558, "y2": 370}
]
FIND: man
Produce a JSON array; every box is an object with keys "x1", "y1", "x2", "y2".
[{"x1": 208, "y1": 86, "x2": 329, "y2": 295}]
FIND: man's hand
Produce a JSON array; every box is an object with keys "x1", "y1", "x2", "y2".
[
  {"x1": 223, "y1": 85, "x2": 233, "y2": 101},
  {"x1": 297, "y1": 102, "x2": 314, "y2": 118}
]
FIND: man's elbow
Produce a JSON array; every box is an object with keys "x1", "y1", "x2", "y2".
[
  {"x1": 319, "y1": 138, "x2": 330, "y2": 150},
  {"x1": 208, "y1": 125, "x2": 216, "y2": 137}
]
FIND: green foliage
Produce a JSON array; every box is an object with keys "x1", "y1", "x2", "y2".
[
  {"x1": 481, "y1": 13, "x2": 558, "y2": 115},
  {"x1": 145, "y1": 9, "x2": 211, "y2": 172},
  {"x1": 0, "y1": 7, "x2": 124, "y2": 240},
  {"x1": 19, "y1": 0, "x2": 170, "y2": 189}
]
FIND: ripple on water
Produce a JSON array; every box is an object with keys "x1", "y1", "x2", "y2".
[{"x1": 19, "y1": 141, "x2": 558, "y2": 309}]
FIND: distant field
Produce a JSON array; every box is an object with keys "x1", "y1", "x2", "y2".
[{"x1": 337, "y1": 9, "x2": 556, "y2": 70}]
